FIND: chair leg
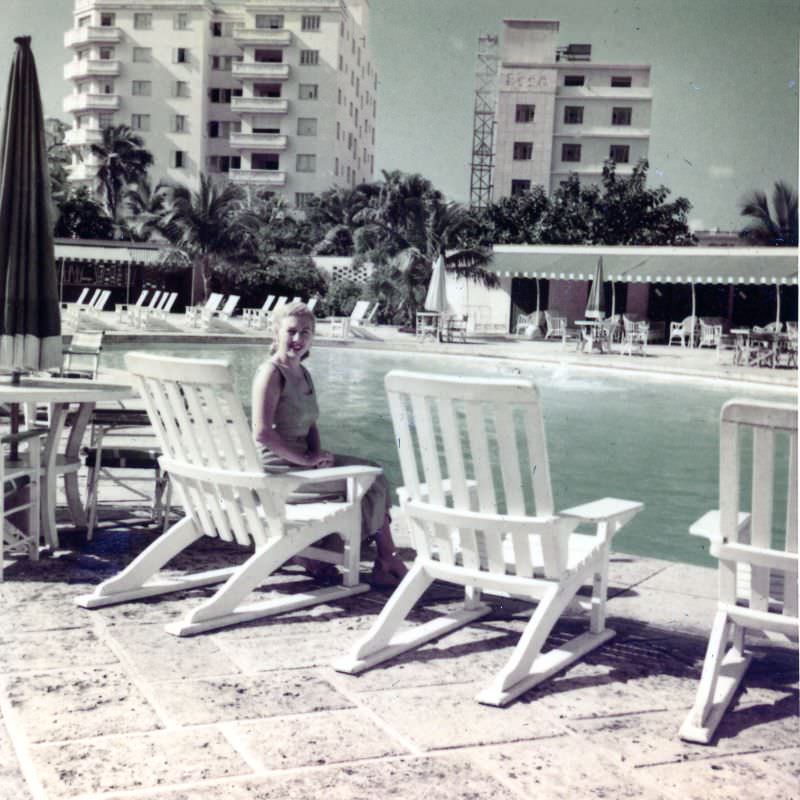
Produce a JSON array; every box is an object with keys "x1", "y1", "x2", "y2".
[
  {"x1": 334, "y1": 562, "x2": 491, "y2": 675},
  {"x1": 680, "y1": 612, "x2": 751, "y2": 744},
  {"x1": 166, "y1": 526, "x2": 370, "y2": 637}
]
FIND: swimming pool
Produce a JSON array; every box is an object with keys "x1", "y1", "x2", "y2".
[{"x1": 104, "y1": 342, "x2": 794, "y2": 568}]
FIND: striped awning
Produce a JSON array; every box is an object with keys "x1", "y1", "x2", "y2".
[
  {"x1": 54, "y1": 240, "x2": 166, "y2": 265},
  {"x1": 490, "y1": 245, "x2": 799, "y2": 285}
]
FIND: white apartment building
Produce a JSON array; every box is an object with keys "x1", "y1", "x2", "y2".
[
  {"x1": 63, "y1": 0, "x2": 377, "y2": 206},
  {"x1": 493, "y1": 19, "x2": 652, "y2": 199}
]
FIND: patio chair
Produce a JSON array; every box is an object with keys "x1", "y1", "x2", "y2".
[
  {"x1": 242, "y1": 295, "x2": 275, "y2": 328},
  {"x1": 680, "y1": 400, "x2": 797, "y2": 744},
  {"x1": 82, "y1": 407, "x2": 172, "y2": 540},
  {"x1": 203, "y1": 294, "x2": 240, "y2": 327},
  {"x1": 698, "y1": 319, "x2": 723, "y2": 349},
  {"x1": 2, "y1": 428, "x2": 45, "y2": 579},
  {"x1": 334, "y1": 371, "x2": 643, "y2": 706},
  {"x1": 148, "y1": 291, "x2": 179, "y2": 323},
  {"x1": 185, "y1": 292, "x2": 223, "y2": 327},
  {"x1": 515, "y1": 311, "x2": 540, "y2": 337},
  {"x1": 57, "y1": 331, "x2": 103, "y2": 379},
  {"x1": 363, "y1": 302, "x2": 380, "y2": 325},
  {"x1": 76, "y1": 353, "x2": 381, "y2": 636},
  {"x1": 61, "y1": 288, "x2": 97, "y2": 323},
  {"x1": 115, "y1": 290, "x2": 149, "y2": 324},
  {"x1": 669, "y1": 316, "x2": 697, "y2": 347},
  {"x1": 330, "y1": 299, "x2": 370, "y2": 338},
  {"x1": 621, "y1": 316, "x2": 649, "y2": 357},
  {"x1": 763, "y1": 321, "x2": 783, "y2": 333},
  {"x1": 544, "y1": 310, "x2": 567, "y2": 341}
]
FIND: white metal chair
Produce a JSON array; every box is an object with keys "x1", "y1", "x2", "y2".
[
  {"x1": 76, "y1": 353, "x2": 380, "y2": 636},
  {"x1": 680, "y1": 400, "x2": 797, "y2": 743},
  {"x1": 544, "y1": 310, "x2": 567, "y2": 341},
  {"x1": 115, "y1": 290, "x2": 149, "y2": 325},
  {"x1": 698, "y1": 319, "x2": 723, "y2": 349},
  {"x1": 185, "y1": 292, "x2": 223, "y2": 327},
  {"x1": 515, "y1": 311, "x2": 540, "y2": 336},
  {"x1": 57, "y1": 331, "x2": 104, "y2": 379},
  {"x1": 621, "y1": 316, "x2": 649, "y2": 357},
  {"x1": 242, "y1": 295, "x2": 275, "y2": 328},
  {"x1": 335, "y1": 371, "x2": 643, "y2": 706},
  {"x1": 669, "y1": 316, "x2": 697, "y2": 347},
  {"x1": 2, "y1": 428, "x2": 45, "y2": 578},
  {"x1": 203, "y1": 295, "x2": 240, "y2": 327}
]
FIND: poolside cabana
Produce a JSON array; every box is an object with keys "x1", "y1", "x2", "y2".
[{"x1": 446, "y1": 246, "x2": 799, "y2": 336}]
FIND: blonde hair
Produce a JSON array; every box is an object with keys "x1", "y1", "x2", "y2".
[{"x1": 270, "y1": 301, "x2": 316, "y2": 356}]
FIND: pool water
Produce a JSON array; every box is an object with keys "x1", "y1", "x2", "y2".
[{"x1": 104, "y1": 343, "x2": 795, "y2": 568}]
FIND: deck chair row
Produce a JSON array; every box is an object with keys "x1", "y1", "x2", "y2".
[
  {"x1": 242, "y1": 295, "x2": 309, "y2": 329},
  {"x1": 72, "y1": 356, "x2": 797, "y2": 745}
]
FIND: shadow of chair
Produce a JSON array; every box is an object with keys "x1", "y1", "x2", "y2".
[
  {"x1": 680, "y1": 399, "x2": 797, "y2": 743},
  {"x1": 335, "y1": 370, "x2": 643, "y2": 706}
]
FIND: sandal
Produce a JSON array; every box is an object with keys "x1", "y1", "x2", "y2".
[
  {"x1": 370, "y1": 555, "x2": 408, "y2": 589},
  {"x1": 291, "y1": 556, "x2": 342, "y2": 585}
]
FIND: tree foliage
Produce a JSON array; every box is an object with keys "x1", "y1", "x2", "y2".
[
  {"x1": 53, "y1": 187, "x2": 114, "y2": 240},
  {"x1": 739, "y1": 181, "x2": 798, "y2": 246}
]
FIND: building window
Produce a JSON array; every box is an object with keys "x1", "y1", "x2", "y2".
[
  {"x1": 98, "y1": 112, "x2": 114, "y2": 129},
  {"x1": 515, "y1": 104, "x2": 535, "y2": 123},
  {"x1": 563, "y1": 106, "x2": 583, "y2": 124},
  {"x1": 302, "y1": 15, "x2": 321, "y2": 31},
  {"x1": 511, "y1": 179, "x2": 531, "y2": 196},
  {"x1": 337, "y1": 88, "x2": 342, "y2": 104},
  {"x1": 174, "y1": 13, "x2": 189, "y2": 30},
  {"x1": 252, "y1": 153, "x2": 279, "y2": 170},
  {"x1": 513, "y1": 142, "x2": 533, "y2": 160},
  {"x1": 611, "y1": 76, "x2": 632, "y2": 87},
  {"x1": 300, "y1": 50, "x2": 320, "y2": 66},
  {"x1": 101, "y1": 78, "x2": 113, "y2": 94},
  {"x1": 174, "y1": 48, "x2": 189, "y2": 64},
  {"x1": 255, "y1": 14, "x2": 283, "y2": 29},
  {"x1": 132, "y1": 47, "x2": 151, "y2": 63},
  {"x1": 100, "y1": 13, "x2": 115, "y2": 27},
  {"x1": 131, "y1": 114, "x2": 150, "y2": 132},
  {"x1": 298, "y1": 83, "x2": 318, "y2": 100},
  {"x1": 564, "y1": 75, "x2": 585, "y2": 86},
  {"x1": 132, "y1": 80, "x2": 151, "y2": 96},
  {"x1": 174, "y1": 115, "x2": 187, "y2": 132},
  {"x1": 99, "y1": 47, "x2": 115, "y2": 60},
  {"x1": 174, "y1": 81, "x2": 189, "y2": 98},
  {"x1": 297, "y1": 118, "x2": 317, "y2": 136},
  {"x1": 208, "y1": 121, "x2": 239, "y2": 138},
  {"x1": 295, "y1": 192, "x2": 314, "y2": 208},
  {"x1": 210, "y1": 21, "x2": 222, "y2": 37},
  {"x1": 133, "y1": 13, "x2": 152, "y2": 29},
  {"x1": 561, "y1": 143, "x2": 582, "y2": 162},
  {"x1": 173, "y1": 151, "x2": 186, "y2": 168},
  {"x1": 335, "y1": 157, "x2": 339, "y2": 176},
  {"x1": 336, "y1": 121, "x2": 340, "y2": 139},
  {"x1": 609, "y1": 144, "x2": 630, "y2": 163},
  {"x1": 296, "y1": 154, "x2": 316, "y2": 172},
  {"x1": 254, "y1": 48, "x2": 282, "y2": 63},
  {"x1": 211, "y1": 55, "x2": 236, "y2": 70},
  {"x1": 612, "y1": 107, "x2": 632, "y2": 125},
  {"x1": 339, "y1": 55, "x2": 344, "y2": 70},
  {"x1": 209, "y1": 88, "x2": 235, "y2": 103}
]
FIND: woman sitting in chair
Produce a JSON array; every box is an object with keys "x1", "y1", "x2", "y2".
[{"x1": 251, "y1": 301, "x2": 407, "y2": 587}]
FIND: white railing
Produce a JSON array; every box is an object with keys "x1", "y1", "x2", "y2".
[
  {"x1": 64, "y1": 128, "x2": 104, "y2": 147},
  {"x1": 64, "y1": 59, "x2": 120, "y2": 80},
  {"x1": 231, "y1": 97, "x2": 289, "y2": 114},
  {"x1": 232, "y1": 62, "x2": 290, "y2": 80},
  {"x1": 228, "y1": 170, "x2": 287, "y2": 186},
  {"x1": 63, "y1": 93, "x2": 120, "y2": 113},
  {"x1": 233, "y1": 29, "x2": 292, "y2": 47},
  {"x1": 229, "y1": 133, "x2": 288, "y2": 150},
  {"x1": 64, "y1": 27, "x2": 122, "y2": 47}
]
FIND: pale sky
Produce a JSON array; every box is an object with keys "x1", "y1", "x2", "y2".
[{"x1": 3, "y1": 0, "x2": 798, "y2": 231}]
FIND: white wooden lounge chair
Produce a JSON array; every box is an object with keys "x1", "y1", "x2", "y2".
[
  {"x1": 335, "y1": 371, "x2": 643, "y2": 706},
  {"x1": 669, "y1": 316, "x2": 697, "y2": 347},
  {"x1": 57, "y1": 331, "x2": 103, "y2": 379},
  {"x1": 185, "y1": 292, "x2": 223, "y2": 327},
  {"x1": 242, "y1": 295, "x2": 275, "y2": 328},
  {"x1": 151, "y1": 291, "x2": 178, "y2": 322},
  {"x1": 2, "y1": 428, "x2": 45, "y2": 579},
  {"x1": 76, "y1": 289, "x2": 112, "y2": 327},
  {"x1": 63, "y1": 288, "x2": 100, "y2": 325},
  {"x1": 204, "y1": 294, "x2": 240, "y2": 326},
  {"x1": 680, "y1": 400, "x2": 797, "y2": 744},
  {"x1": 76, "y1": 353, "x2": 380, "y2": 636},
  {"x1": 330, "y1": 300, "x2": 370, "y2": 338},
  {"x1": 115, "y1": 290, "x2": 149, "y2": 324}
]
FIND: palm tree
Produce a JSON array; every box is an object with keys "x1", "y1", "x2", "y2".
[
  {"x1": 121, "y1": 177, "x2": 169, "y2": 241},
  {"x1": 739, "y1": 181, "x2": 798, "y2": 246},
  {"x1": 157, "y1": 173, "x2": 249, "y2": 304},
  {"x1": 90, "y1": 124, "x2": 153, "y2": 223}
]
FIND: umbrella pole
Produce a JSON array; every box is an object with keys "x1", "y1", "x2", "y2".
[
  {"x1": 776, "y1": 285, "x2": 781, "y2": 327},
  {"x1": 611, "y1": 279, "x2": 616, "y2": 318},
  {"x1": 691, "y1": 282, "x2": 696, "y2": 348}
]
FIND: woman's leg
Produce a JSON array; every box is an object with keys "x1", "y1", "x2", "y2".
[{"x1": 371, "y1": 511, "x2": 408, "y2": 586}]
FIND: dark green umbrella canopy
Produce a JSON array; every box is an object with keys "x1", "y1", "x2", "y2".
[
  {"x1": 0, "y1": 36, "x2": 61, "y2": 371},
  {"x1": 585, "y1": 256, "x2": 606, "y2": 320}
]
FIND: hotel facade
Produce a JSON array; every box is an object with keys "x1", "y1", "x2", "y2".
[
  {"x1": 62, "y1": 0, "x2": 377, "y2": 206},
  {"x1": 493, "y1": 19, "x2": 652, "y2": 199}
]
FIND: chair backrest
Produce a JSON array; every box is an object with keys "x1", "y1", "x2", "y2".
[
  {"x1": 786, "y1": 321, "x2": 797, "y2": 335},
  {"x1": 220, "y1": 295, "x2": 240, "y2": 315},
  {"x1": 155, "y1": 292, "x2": 171, "y2": 311},
  {"x1": 385, "y1": 370, "x2": 567, "y2": 579},
  {"x1": 682, "y1": 315, "x2": 696, "y2": 331},
  {"x1": 63, "y1": 331, "x2": 103, "y2": 376},
  {"x1": 272, "y1": 296, "x2": 288, "y2": 312},
  {"x1": 261, "y1": 294, "x2": 275, "y2": 312},
  {"x1": 145, "y1": 290, "x2": 162, "y2": 310},
  {"x1": 306, "y1": 296, "x2": 318, "y2": 313},
  {"x1": 716, "y1": 400, "x2": 797, "y2": 630},
  {"x1": 85, "y1": 288, "x2": 102, "y2": 308},
  {"x1": 291, "y1": 296, "x2": 301, "y2": 303},
  {"x1": 205, "y1": 292, "x2": 224, "y2": 312},
  {"x1": 74, "y1": 287, "x2": 90, "y2": 305},
  {"x1": 365, "y1": 302, "x2": 379, "y2": 323},
  {"x1": 125, "y1": 352, "x2": 285, "y2": 548},
  {"x1": 132, "y1": 290, "x2": 148, "y2": 308},
  {"x1": 160, "y1": 292, "x2": 178, "y2": 313},
  {"x1": 350, "y1": 300, "x2": 370, "y2": 322},
  {"x1": 93, "y1": 290, "x2": 112, "y2": 311}
]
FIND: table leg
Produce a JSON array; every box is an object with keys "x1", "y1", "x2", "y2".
[
  {"x1": 64, "y1": 402, "x2": 94, "y2": 526},
  {"x1": 41, "y1": 404, "x2": 67, "y2": 549}
]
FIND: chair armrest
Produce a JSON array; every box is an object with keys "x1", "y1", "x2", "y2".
[
  {"x1": 689, "y1": 509, "x2": 751, "y2": 542},
  {"x1": 559, "y1": 497, "x2": 644, "y2": 525},
  {"x1": 288, "y1": 465, "x2": 382, "y2": 483}
]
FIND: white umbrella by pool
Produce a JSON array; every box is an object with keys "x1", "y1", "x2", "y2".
[{"x1": 424, "y1": 253, "x2": 448, "y2": 313}]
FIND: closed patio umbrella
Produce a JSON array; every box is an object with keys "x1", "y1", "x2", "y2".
[
  {"x1": 424, "y1": 253, "x2": 448, "y2": 313},
  {"x1": 585, "y1": 256, "x2": 606, "y2": 320},
  {"x1": 0, "y1": 37, "x2": 62, "y2": 455}
]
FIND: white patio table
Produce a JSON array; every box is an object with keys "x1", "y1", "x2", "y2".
[{"x1": 0, "y1": 374, "x2": 135, "y2": 549}]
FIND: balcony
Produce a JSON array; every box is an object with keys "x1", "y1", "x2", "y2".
[
  {"x1": 64, "y1": 26, "x2": 122, "y2": 48},
  {"x1": 63, "y1": 93, "x2": 120, "y2": 113},
  {"x1": 231, "y1": 97, "x2": 289, "y2": 114},
  {"x1": 557, "y1": 86, "x2": 652, "y2": 101},
  {"x1": 64, "y1": 59, "x2": 120, "y2": 80},
  {"x1": 66, "y1": 162, "x2": 99, "y2": 182},
  {"x1": 233, "y1": 29, "x2": 292, "y2": 47},
  {"x1": 228, "y1": 169, "x2": 287, "y2": 186},
  {"x1": 64, "y1": 128, "x2": 105, "y2": 147},
  {"x1": 229, "y1": 133, "x2": 288, "y2": 151},
  {"x1": 232, "y1": 62, "x2": 290, "y2": 81}
]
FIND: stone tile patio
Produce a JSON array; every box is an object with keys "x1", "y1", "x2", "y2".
[{"x1": 1, "y1": 510, "x2": 797, "y2": 800}]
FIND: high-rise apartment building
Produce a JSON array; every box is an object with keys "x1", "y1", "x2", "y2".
[
  {"x1": 63, "y1": 0, "x2": 376, "y2": 206},
  {"x1": 492, "y1": 19, "x2": 651, "y2": 199}
]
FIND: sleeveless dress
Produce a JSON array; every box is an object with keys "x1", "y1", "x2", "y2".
[{"x1": 256, "y1": 360, "x2": 390, "y2": 540}]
